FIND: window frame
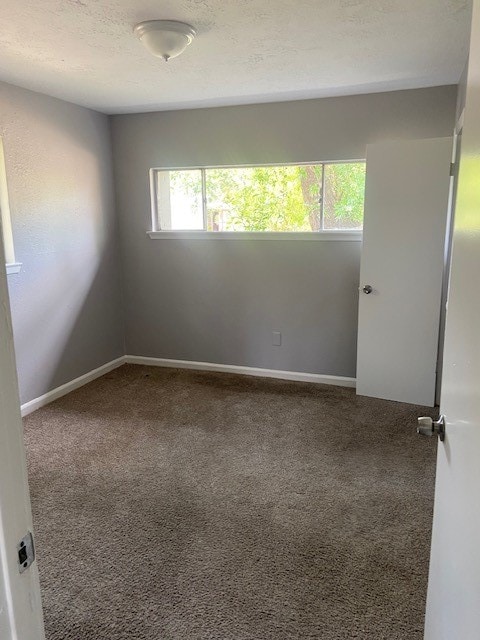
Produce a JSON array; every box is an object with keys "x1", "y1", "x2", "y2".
[
  {"x1": 149, "y1": 160, "x2": 365, "y2": 240},
  {"x1": 0, "y1": 138, "x2": 21, "y2": 274}
]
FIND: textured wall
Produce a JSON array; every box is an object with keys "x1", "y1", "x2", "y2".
[
  {"x1": 0, "y1": 81, "x2": 124, "y2": 404},
  {"x1": 111, "y1": 86, "x2": 457, "y2": 378}
]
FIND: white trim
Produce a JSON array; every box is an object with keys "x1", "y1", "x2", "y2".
[
  {"x1": 0, "y1": 138, "x2": 17, "y2": 267},
  {"x1": 455, "y1": 108, "x2": 465, "y2": 135},
  {"x1": 149, "y1": 168, "x2": 159, "y2": 232},
  {"x1": 20, "y1": 355, "x2": 356, "y2": 418},
  {"x1": 147, "y1": 230, "x2": 363, "y2": 241},
  {"x1": 20, "y1": 357, "x2": 126, "y2": 417},
  {"x1": 125, "y1": 355, "x2": 356, "y2": 388},
  {"x1": 151, "y1": 159, "x2": 366, "y2": 171},
  {"x1": 5, "y1": 263, "x2": 21, "y2": 275}
]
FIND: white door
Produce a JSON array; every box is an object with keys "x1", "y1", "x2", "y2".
[
  {"x1": 0, "y1": 230, "x2": 45, "y2": 636},
  {"x1": 356, "y1": 137, "x2": 452, "y2": 406},
  {"x1": 424, "y1": 2, "x2": 480, "y2": 636}
]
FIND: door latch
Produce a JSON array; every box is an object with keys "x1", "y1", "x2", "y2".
[
  {"x1": 417, "y1": 415, "x2": 446, "y2": 442},
  {"x1": 17, "y1": 532, "x2": 35, "y2": 573}
]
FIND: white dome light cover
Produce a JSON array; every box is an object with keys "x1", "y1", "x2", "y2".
[{"x1": 134, "y1": 20, "x2": 196, "y2": 62}]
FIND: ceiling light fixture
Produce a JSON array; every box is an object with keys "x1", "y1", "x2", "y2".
[{"x1": 133, "y1": 20, "x2": 196, "y2": 62}]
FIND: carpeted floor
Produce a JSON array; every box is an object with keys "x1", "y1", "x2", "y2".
[{"x1": 23, "y1": 364, "x2": 437, "y2": 640}]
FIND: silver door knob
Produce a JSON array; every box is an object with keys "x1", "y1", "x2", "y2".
[
  {"x1": 362, "y1": 285, "x2": 373, "y2": 294},
  {"x1": 417, "y1": 415, "x2": 445, "y2": 442}
]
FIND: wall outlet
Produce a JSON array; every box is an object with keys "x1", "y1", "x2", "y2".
[{"x1": 272, "y1": 331, "x2": 282, "y2": 346}]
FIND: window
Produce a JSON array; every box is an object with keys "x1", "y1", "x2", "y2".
[
  {"x1": 0, "y1": 138, "x2": 21, "y2": 274},
  {"x1": 151, "y1": 162, "x2": 365, "y2": 233}
]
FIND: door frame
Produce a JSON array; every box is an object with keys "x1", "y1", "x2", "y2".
[
  {"x1": 0, "y1": 225, "x2": 45, "y2": 638},
  {"x1": 434, "y1": 111, "x2": 464, "y2": 405}
]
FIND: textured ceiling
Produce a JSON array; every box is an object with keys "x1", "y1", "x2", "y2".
[{"x1": 0, "y1": 0, "x2": 472, "y2": 114}]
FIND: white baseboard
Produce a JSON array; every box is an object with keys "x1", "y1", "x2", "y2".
[
  {"x1": 21, "y1": 355, "x2": 356, "y2": 417},
  {"x1": 21, "y1": 356, "x2": 126, "y2": 417},
  {"x1": 125, "y1": 355, "x2": 356, "y2": 388}
]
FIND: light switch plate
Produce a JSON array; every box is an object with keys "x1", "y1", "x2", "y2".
[{"x1": 272, "y1": 331, "x2": 282, "y2": 346}]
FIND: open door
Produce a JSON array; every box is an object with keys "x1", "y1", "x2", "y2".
[
  {"x1": 0, "y1": 224, "x2": 44, "y2": 635},
  {"x1": 424, "y1": 2, "x2": 480, "y2": 636},
  {"x1": 356, "y1": 137, "x2": 452, "y2": 406}
]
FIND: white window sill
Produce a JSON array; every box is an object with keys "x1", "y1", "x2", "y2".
[
  {"x1": 147, "y1": 231, "x2": 363, "y2": 242},
  {"x1": 6, "y1": 262, "x2": 22, "y2": 275}
]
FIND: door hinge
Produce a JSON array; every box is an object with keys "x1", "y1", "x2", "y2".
[
  {"x1": 17, "y1": 532, "x2": 35, "y2": 573},
  {"x1": 450, "y1": 162, "x2": 455, "y2": 177}
]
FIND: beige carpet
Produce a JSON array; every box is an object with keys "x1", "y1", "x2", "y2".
[{"x1": 23, "y1": 364, "x2": 437, "y2": 639}]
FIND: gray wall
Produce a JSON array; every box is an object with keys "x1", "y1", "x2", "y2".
[
  {"x1": 111, "y1": 86, "x2": 457, "y2": 378},
  {"x1": 1, "y1": 81, "x2": 124, "y2": 404}
]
